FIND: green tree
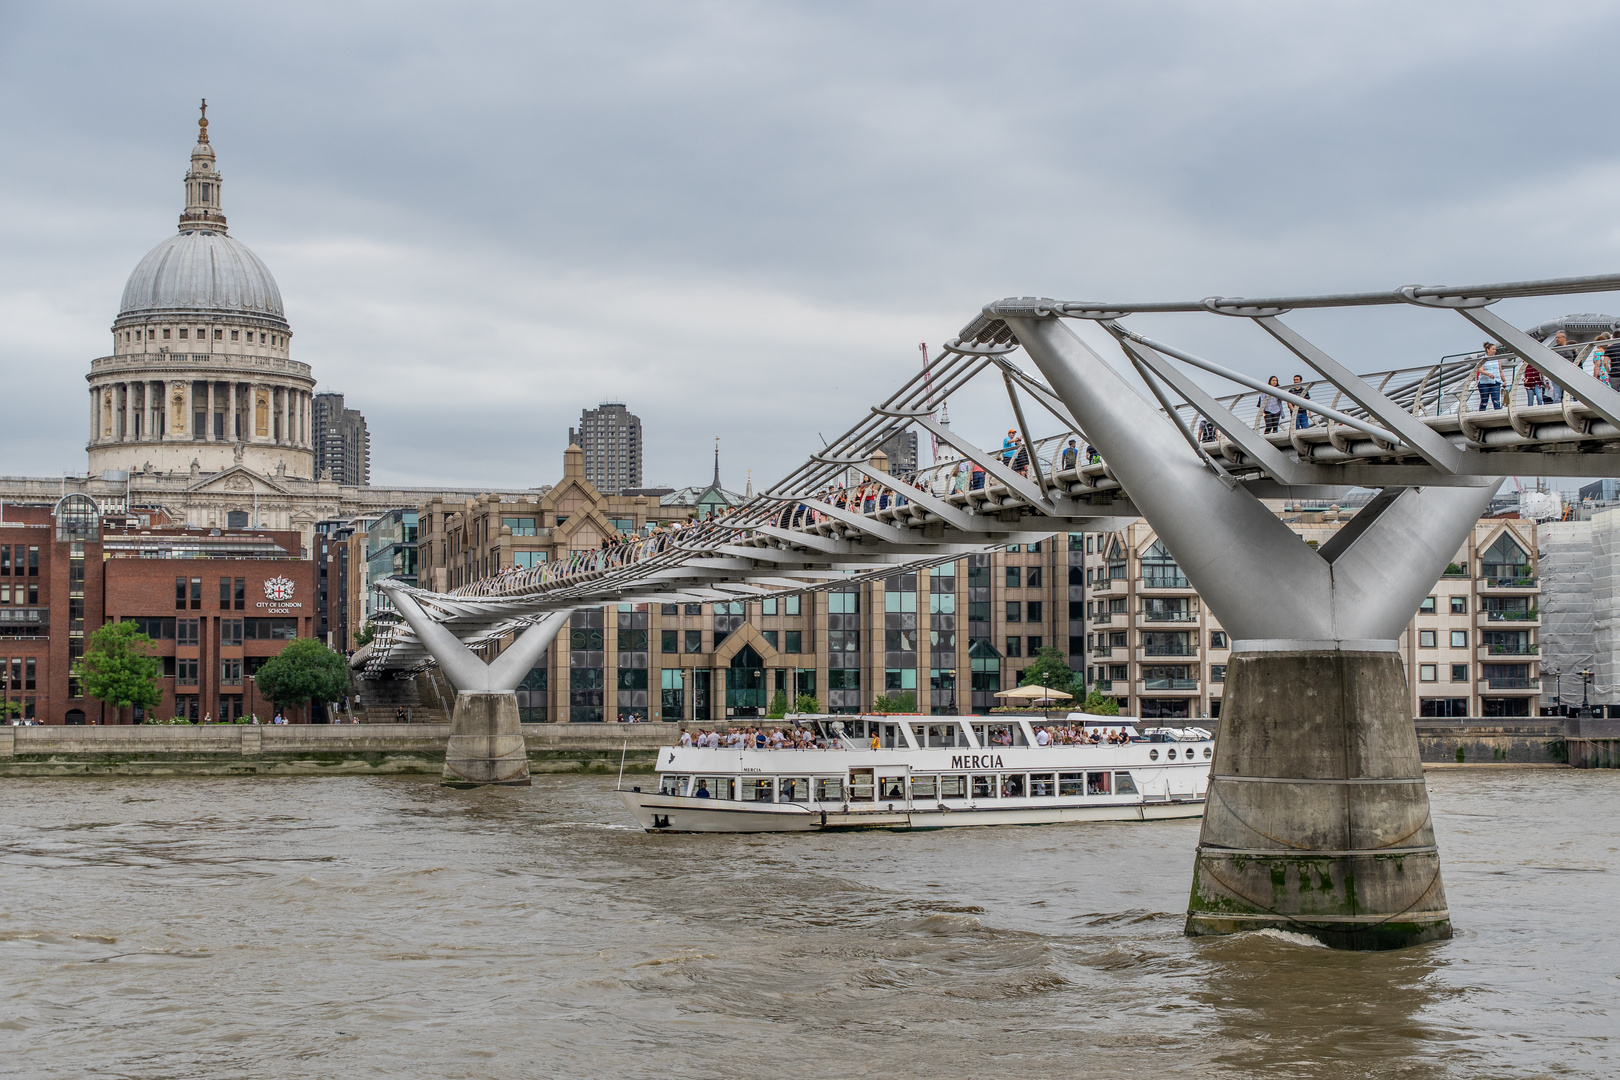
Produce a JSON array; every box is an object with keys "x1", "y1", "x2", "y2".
[
  {"x1": 766, "y1": 689, "x2": 788, "y2": 719},
  {"x1": 793, "y1": 693, "x2": 822, "y2": 714},
  {"x1": 82, "y1": 621, "x2": 163, "y2": 723},
  {"x1": 0, "y1": 699, "x2": 20, "y2": 721},
  {"x1": 353, "y1": 621, "x2": 376, "y2": 648},
  {"x1": 1080, "y1": 689, "x2": 1120, "y2": 716},
  {"x1": 254, "y1": 638, "x2": 351, "y2": 720},
  {"x1": 872, "y1": 690, "x2": 916, "y2": 713},
  {"x1": 1018, "y1": 646, "x2": 1078, "y2": 699}
]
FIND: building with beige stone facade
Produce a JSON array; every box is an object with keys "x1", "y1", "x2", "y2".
[{"x1": 1079, "y1": 509, "x2": 1541, "y2": 720}]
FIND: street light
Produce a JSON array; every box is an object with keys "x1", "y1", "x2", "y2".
[
  {"x1": 1579, "y1": 668, "x2": 1594, "y2": 717},
  {"x1": 1545, "y1": 667, "x2": 1562, "y2": 716}
]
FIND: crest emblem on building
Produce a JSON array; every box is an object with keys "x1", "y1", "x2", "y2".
[{"x1": 264, "y1": 576, "x2": 296, "y2": 601}]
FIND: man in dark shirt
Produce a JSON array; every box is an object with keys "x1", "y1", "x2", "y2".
[{"x1": 1547, "y1": 330, "x2": 1578, "y2": 403}]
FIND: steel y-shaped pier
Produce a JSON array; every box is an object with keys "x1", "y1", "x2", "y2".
[{"x1": 1001, "y1": 308, "x2": 1494, "y2": 948}]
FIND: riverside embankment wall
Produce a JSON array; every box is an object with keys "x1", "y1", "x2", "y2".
[
  {"x1": 0, "y1": 723, "x2": 677, "y2": 778},
  {"x1": 2, "y1": 718, "x2": 1612, "y2": 777}
]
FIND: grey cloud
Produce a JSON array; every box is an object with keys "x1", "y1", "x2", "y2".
[{"x1": 3, "y1": 1, "x2": 1619, "y2": 488}]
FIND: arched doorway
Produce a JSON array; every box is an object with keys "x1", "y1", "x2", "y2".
[
  {"x1": 727, "y1": 645, "x2": 766, "y2": 717},
  {"x1": 64, "y1": 709, "x2": 86, "y2": 726}
]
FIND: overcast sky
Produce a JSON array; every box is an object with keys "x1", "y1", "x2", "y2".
[{"x1": 4, "y1": 1, "x2": 1620, "y2": 491}]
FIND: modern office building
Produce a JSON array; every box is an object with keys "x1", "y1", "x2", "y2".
[
  {"x1": 877, "y1": 427, "x2": 919, "y2": 478},
  {"x1": 568, "y1": 403, "x2": 643, "y2": 495},
  {"x1": 312, "y1": 393, "x2": 371, "y2": 486},
  {"x1": 0, "y1": 495, "x2": 317, "y2": 724}
]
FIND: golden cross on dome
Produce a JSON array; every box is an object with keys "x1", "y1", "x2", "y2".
[{"x1": 198, "y1": 98, "x2": 209, "y2": 141}]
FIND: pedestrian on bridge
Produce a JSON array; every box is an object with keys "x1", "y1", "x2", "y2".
[
  {"x1": 1476, "y1": 343, "x2": 1504, "y2": 411},
  {"x1": 1061, "y1": 439, "x2": 1078, "y2": 470},
  {"x1": 1259, "y1": 377, "x2": 1284, "y2": 434},
  {"x1": 1289, "y1": 375, "x2": 1312, "y2": 429}
]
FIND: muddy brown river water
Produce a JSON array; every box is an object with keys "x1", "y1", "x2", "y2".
[{"x1": 1, "y1": 769, "x2": 1615, "y2": 1079}]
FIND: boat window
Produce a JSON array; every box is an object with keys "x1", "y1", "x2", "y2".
[
  {"x1": 924, "y1": 724, "x2": 958, "y2": 748},
  {"x1": 1000, "y1": 774, "x2": 1025, "y2": 798},
  {"x1": 883, "y1": 724, "x2": 898, "y2": 749},
  {"x1": 972, "y1": 724, "x2": 987, "y2": 745},
  {"x1": 1167, "y1": 748, "x2": 1178, "y2": 760},
  {"x1": 743, "y1": 777, "x2": 775, "y2": 802},
  {"x1": 658, "y1": 774, "x2": 691, "y2": 796},
  {"x1": 848, "y1": 768, "x2": 875, "y2": 802},
  {"x1": 939, "y1": 774, "x2": 967, "y2": 799},
  {"x1": 691, "y1": 776, "x2": 734, "y2": 800},
  {"x1": 779, "y1": 777, "x2": 810, "y2": 803},
  {"x1": 879, "y1": 775, "x2": 906, "y2": 800},
  {"x1": 1114, "y1": 772, "x2": 1139, "y2": 795},
  {"x1": 1203, "y1": 747, "x2": 1212, "y2": 759},
  {"x1": 971, "y1": 774, "x2": 997, "y2": 798},
  {"x1": 911, "y1": 775, "x2": 937, "y2": 799},
  {"x1": 1029, "y1": 773, "x2": 1055, "y2": 797},
  {"x1": 1058, "y1": 772, "x2": 1086, "y2": 796},
  {"x1": 1149, "y1": 749, "x2": 1159, "y2": 761},
  {"x1": 1087, "y1": 772, "x2": 1111, "y2": 795},
  {"x1": 815, "y1": 777, "x2": 844, "y2": 801}
]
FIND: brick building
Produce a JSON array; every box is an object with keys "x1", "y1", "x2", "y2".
[{"x1": 1, "y1": 495, "x2": 316, "y2": 724}]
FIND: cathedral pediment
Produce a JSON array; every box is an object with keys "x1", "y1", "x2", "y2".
[{"x1": 184, "y1": 465, "x2": 291, "y2": 495}]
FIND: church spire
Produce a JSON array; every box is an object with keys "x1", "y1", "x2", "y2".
[
  {"x1": 179, "y1": 99, "x2": 227, "y2": 234},
  {"x1": 712, "y1": 437, "x2": 721, "y2": 488}
]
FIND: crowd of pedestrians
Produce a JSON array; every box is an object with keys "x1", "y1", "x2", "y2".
[{"x1": 679, "y1": 726, "x2": 837, "y2": 750}]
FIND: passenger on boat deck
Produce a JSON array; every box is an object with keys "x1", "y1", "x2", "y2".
[
  {"x1": 694, "y1": 780, "x2": 711, "y2": 798},
  {"x1": 870, "y1": 733, "x2": 881, "y2": 750},
  {"x1": 678, "y1": 728, "x2": 692, "y2": 747},
  {"x1": 1035, "y1": 727, "x2": 1051, "y2": 746}
]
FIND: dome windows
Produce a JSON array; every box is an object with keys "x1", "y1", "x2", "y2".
[
  {"x1": 230, "y1": 330, "x2": 238, "y2": 341},
  {"x1": 178, "y1": 328, "x2": 188, "y2": 340},
  {"x1": 213, "y1": 329, "x2": 223, "y2": 341},
  {"x1": 163, "y1": 329, "x2": 171, "y2": 340}
]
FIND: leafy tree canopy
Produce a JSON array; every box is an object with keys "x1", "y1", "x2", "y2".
[
  {"x1": 872, "y1": 690, "x2": 917, "y2": 714},
  {"x1": 1080, "y1": 690, "x2": 1120, "y2": 716},
  {"x1": 255, "y1": 638, "x2": 351, "y2": 711},
  {"x1": 1018, "y1": 646, "x2": 1078, "y2": 699},
  {"x1": 83, "y1": 621, "x2": 163, "y2": 719},
  {"x1": 353, "y1": 622, "x2": 376, "y2": 648}
]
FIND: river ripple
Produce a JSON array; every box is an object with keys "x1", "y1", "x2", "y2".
[{"x1": 0, "y1": 769, "x2": 1615, "y2": 1079}]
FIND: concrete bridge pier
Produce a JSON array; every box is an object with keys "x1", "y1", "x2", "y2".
[
  {"x1": 384, "y1": 585, "x2": 572, "y2": 788},
  {"x1": 1000, "y1": 308, "x2": 1497, "y2": 949}
]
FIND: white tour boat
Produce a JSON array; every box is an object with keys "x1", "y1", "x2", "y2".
[{"x1": 619, "y1": 714, "x2": 1212, "y2": 833}]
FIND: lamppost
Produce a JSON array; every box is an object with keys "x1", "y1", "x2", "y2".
[
  {"x1": 246, "y1": 674, "x2": 257, "y2": 724},
  {"x1": 1579, "y1": 668, "x2": 1594, "y2": 718},
  {"x1": 1546, "y1": 667, "x2": 1562, "y2": 716}
]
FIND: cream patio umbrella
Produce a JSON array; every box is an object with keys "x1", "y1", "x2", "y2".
[{"x1": 993, "y1": 684, "x2": 1074, "y2": 705}]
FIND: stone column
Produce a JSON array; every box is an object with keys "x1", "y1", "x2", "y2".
[
  {"x1": 206, "y1": 381, "x2": 216, "y2": 441},
  {"x1": 279, "y1": 387, "x2": 289, "y2": 446},
  {"x1": 89, "y1": 387, "x2": 97, "y2": 445}
]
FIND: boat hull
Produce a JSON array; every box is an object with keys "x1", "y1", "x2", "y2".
[{"x1": 619, "y1": 790, "x2": 1204, "y2": 833}]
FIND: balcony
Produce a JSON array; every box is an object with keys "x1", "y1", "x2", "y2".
[
  {"x1": 1091, "y1": 645, "x2": 1113, "y2": 658},
  {"x1": 1478, "y1": 677, "x2": 1541, "y2": 694},
  {"x1": 1480, "y1": 575, "x2": 1539, "y2": 592},
  {"x1": 1137, "y1": 574, "x2": 1194, "y2": 593},
  {"x1": 1138, "y1": 647, "x2": 1198, "y2": 660},
  {"x1": 1093, "y1": 679, "x2": 1113, "y2": 692},
  {"x1": 1478, "y1": 642, "x2": 1538, "y2": 660},
  {"x1": 1479, "y1": 609, "x2": 1539, "y2": 627},
  {"x1": 1140, "y1": 609, "x2": 1199, "y2": 623},
  {"x1": 1091, "y1": 577, "x2": 1127, "y2": 596},
  {"x1": 1139, "y1": 678, "x2": 1199, "y2": 693},
  {"x1": 1092, "y1": 612, "x2": 1114, "y2": 625}
]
